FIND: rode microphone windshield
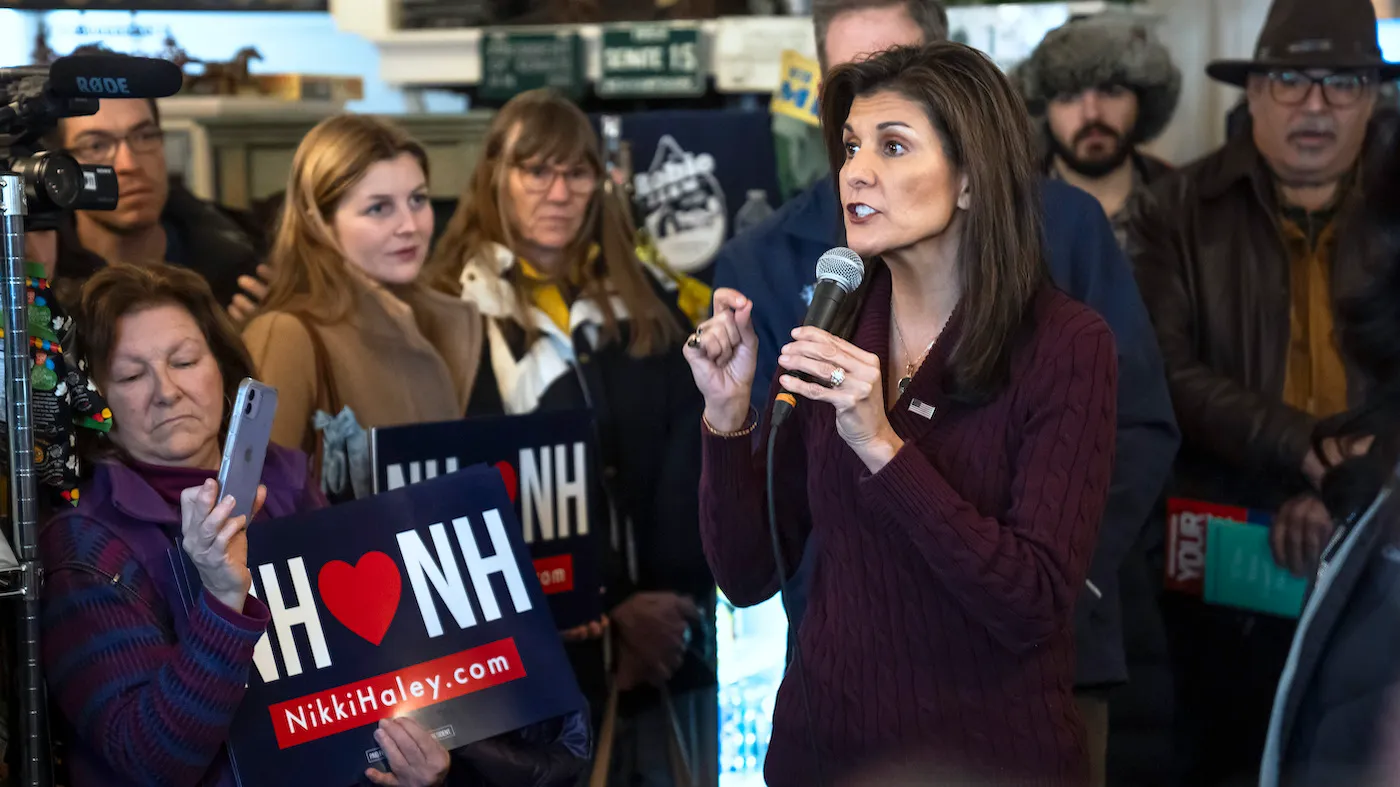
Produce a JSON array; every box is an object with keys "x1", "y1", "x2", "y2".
[{"x1": 46, "y1": 55, "x2": 185, "y2": 99}]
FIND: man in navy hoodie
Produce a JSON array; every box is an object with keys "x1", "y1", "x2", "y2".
[{"x1": 712, "y1": 2, "x2": 1180, "y2": 783}]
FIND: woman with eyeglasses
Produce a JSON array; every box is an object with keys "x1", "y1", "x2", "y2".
[{"x1": 428, "y1": 88, "x2": 714, "y2": 783}]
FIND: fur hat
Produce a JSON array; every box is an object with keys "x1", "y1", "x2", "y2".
[{"x1": 1014, "y1": 13, "x2": 1182, "y2": 144}]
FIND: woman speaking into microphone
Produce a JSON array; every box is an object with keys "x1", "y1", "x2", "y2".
[{"x1": 684, "y1": 43, "x2": 1118, "y2": 786}]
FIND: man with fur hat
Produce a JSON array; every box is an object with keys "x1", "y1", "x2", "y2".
[
  {"x1": 1018, "y1": 14, "x2": 1181, "y2": 248},
  {"x1": 1128, "y1": 0, "x2": 1398, "y2": 783}
]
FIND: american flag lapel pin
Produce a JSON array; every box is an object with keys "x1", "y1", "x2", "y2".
[{"x1": 908, "y1": 399, "x2": 936, "y2": 420}]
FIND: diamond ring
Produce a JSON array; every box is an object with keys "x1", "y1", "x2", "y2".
[{"x1": 829, "y1": 367, "x2": 846, "y2": 387}]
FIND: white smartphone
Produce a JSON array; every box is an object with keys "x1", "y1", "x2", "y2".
[{"x1": 217, "y1": 378, "x2": 279, "y2": 523}]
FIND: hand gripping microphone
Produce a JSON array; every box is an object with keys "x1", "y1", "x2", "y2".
[{"x1": 770, "y1": 246, "x2": 865, "y2": 428}]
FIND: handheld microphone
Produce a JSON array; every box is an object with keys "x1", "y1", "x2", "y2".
[
  {"x1": 46, "y1": 55, "x2": 185, "y2": 99},
  {"x1": 771, "y1": 246, "x2": 865, "y2": 428}
]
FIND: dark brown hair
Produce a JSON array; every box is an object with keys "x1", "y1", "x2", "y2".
[
  {"x1": 821, "y1": 42, "x2": 1049, "y2": 404},
  {"x1": 261, "y1": 113, "x2": 432, "y2": 324},
  {"x1": 426, "y1": 88, "x2": 682, "y2": 358},
  {"x1": 1314, "y1": 133, "x2": 1400, "y2": 528},
  {"x1": 74, "y1": 263, "x2": 255, "y2": 431},
  {"x1": 812, "y1": 0, "x2": 949, "y2": 71}
]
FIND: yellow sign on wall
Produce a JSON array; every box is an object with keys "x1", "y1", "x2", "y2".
[{"x1": 770, "y1": 49, "x2": 822, "y2": 127}]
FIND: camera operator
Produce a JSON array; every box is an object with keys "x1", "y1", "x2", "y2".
[{"x1": 45, "y1": 86, "x2": 270, "y2": 321}]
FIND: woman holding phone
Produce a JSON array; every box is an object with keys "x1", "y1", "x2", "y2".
[{"x1": 39, "y1": 264, "x2": 587, "y2": 787}]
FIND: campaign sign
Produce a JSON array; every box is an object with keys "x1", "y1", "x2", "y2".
[
  {"x1": 178, "y1": 466, "x2": 585, "y2": 786},
  {"x1": 371, "y1": 410, "x2": 605, "y2": 630},
  {"x1": 1164, "y1": 497, "x2": 1273, "y2": 595}
]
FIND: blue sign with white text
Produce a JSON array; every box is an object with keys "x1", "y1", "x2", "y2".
[
  {"x1": 171, "y1": 466, "x2": 585, "y2": 787},
  {"x1": 371, "y1": 410, "x2": 606, "y2": 631}
]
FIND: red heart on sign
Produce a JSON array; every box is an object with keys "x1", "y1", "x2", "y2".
[
  {"x1": 317, "y1": 552, "x2": 401, "y2": 646},
  {"x1": 495, "y1": 460, "x2": 518, "y2": 502}
]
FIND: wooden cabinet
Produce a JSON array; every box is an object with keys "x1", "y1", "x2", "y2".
[{"x1": 157, "y1": 96, "x2": 495, "y2": 210}]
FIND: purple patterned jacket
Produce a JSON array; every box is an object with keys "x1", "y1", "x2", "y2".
[
  {"x1": 40, "y1": 444, "x2": 315, "y2": 787},
  {"x1": 39, "y1": 444, "x2": 590, "y2": 787}
]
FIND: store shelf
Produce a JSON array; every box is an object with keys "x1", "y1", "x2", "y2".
[
  {"x1": 157, "y1": 95, "x2": 347, "y2": 118},
  {"x1": 329, "y1": 3, "x2": 818, "y2": 93},
  {"x1": 330, "y1": 1, "x2": 1148, "y2": 93}
]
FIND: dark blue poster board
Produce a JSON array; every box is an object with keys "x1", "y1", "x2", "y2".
[
  {"x1": 172, "y1": 465, "x2": 585, "y2": 787},
  {"x1": 592, "y1": 108, "x2": 782, "y2": 282},
  {"x1": 371, "y1": 410, "x2": 605, "y2": 631}
]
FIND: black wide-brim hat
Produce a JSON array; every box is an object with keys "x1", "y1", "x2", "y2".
[{"x1": 1206, "y1": 0, "x2": 1400, "y2": 86}]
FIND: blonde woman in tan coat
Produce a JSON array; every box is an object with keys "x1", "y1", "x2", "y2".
[{"x1": 243, "y1": 114, "x2": 483, "y2": 500}]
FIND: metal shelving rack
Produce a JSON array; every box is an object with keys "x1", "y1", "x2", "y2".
[{"x1": 0, "y1": 174, "x2": 49, "y2": 787}]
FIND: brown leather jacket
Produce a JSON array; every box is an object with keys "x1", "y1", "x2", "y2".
[{"x1": 1127, "y1": 130, "x2": 1375, "y2": 511}]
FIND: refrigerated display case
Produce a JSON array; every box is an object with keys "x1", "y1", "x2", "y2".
[{"x1": 717, "y1": 590, "x2": 787, "y2": 786}]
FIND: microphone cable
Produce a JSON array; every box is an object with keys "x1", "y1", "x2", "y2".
[{"x1": 765, "y1": 422, "x2": 826, "y2": 787}]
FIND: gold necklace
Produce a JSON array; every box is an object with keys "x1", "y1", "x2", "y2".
[{"x1": 891, "y1": 306, "x2": 938, "y2": 397}]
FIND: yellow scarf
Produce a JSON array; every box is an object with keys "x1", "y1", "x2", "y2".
[
  {"x1": 516, "y1": 242, "x2": 712, "y2": 333},
  {"x1": 517, "y1": 257, "x2": 574, "y2": 334}
]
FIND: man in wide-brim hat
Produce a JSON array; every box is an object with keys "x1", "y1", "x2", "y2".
[
  {"x1": 1016, "y1": 13, "x2": 1181, "y2": 249},
  {"x1": 1127, "y1": 0, "x2": 1395, "y2": 784}
]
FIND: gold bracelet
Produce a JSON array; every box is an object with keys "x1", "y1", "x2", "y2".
[{"x1": 703, "y1": 408, "x2": 758, "y2": 438}]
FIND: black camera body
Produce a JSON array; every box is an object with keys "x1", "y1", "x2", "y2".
[{"x1": 0, "y1": 64, "x2": 119, "y2": 232}]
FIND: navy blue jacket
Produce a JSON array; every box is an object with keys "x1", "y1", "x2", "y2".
[{"x1": 711, "y1": 176, "x2": 1180, "y2": 687}]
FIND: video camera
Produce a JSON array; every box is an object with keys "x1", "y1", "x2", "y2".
[
  {"x1": 0, "y1": 55, "x2": 181, "y2": 787},
  {"x1": 0, "y1": 54, "x2": 184, "y2": 231}
]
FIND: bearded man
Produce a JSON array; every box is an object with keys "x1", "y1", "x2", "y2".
[{"x1": 1017, "y1": 14, "x2": 1182, "y2": 247}]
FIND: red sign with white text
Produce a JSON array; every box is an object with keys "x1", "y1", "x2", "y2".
[
  {"x1": 533, "y1": 554, "x2": 574, "y2": 595},
  {"x1": 268, "y1": 638, "x2": 526, "y2": 749},
  {"x1": 1165, "y1": 498, "x2": 1251, "y2": 595}
]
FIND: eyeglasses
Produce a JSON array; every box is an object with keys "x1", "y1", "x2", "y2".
[
  {"x1": 514, "y1": 163, "x2": 598, "y2": 196},
  {"x1": 1264, "y1": 70, "x2": 1374, "y2": 108},
  {"x1": 68, "y1": 127, "x2": 166, "y2": 165}
]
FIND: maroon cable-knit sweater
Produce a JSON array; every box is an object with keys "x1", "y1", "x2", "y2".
[{"x1": 700, "y1": 270, "x2": 1117, "y2": 786}]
